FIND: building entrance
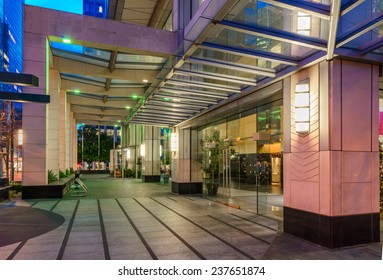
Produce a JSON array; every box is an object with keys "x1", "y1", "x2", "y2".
[{"x1": 198, "y1": 103, "x2": 283, "y2": 220}]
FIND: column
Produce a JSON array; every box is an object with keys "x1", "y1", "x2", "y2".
[
  {"x1": 46, "y1": 69, "x2": 60, "y2": 177},
  {"x1": 59, "y1": 89, "x2": 66, "y2": 171},
  {"x1": 171, "y1": 127, "x2": 202, "y2": 194},
  {"x1": 141, "y1": 126, "x2": 161, "y2": 182},
  {"x1": 283, "y1": 59, "x2": 380, "y2": 248},
  {"x1": 22, "y1": 34, "x2": 48, "y2": 186}
]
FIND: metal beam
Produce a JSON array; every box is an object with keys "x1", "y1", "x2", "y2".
[
  {"x1": 199, "y1": 42, "x2": 299, "y2": 66},
  {"x1": 155, "y1": 93, "x2": 218, "y2": 104},
  {"x1": 185, "y1": 57, "x2": 276, "y2": 78},
  {"x1": 159, "y1": 86, "x2": 229, "y2": 99},
  {"x1": 166, "y1": 78, "x2": 241, "y2": 93},
  {"x1": 0, "y1": 72, "x2": 39, "y2": 87},
  {"x1": 0, "y1": 91, "x2": 50, "y2": 103},
  {"x1": 149, "y1": 99, "x2": 209, "y2": 109},
  {"x1": 326, "y1": 0, "x2": 341, "y2": 61},
  {"x1": 341, "y1": 0, "x2": 365, "y2": 16},
  {"x1": 359, "y1": 36, "x2": 383, "y2": 55},
  {"x1": 337, "y1": 12, "x2": 383, "y2": 48},
  {"x1": 109, "y1": 51, "x2": 118, "y2": 73},
  {"x1": 219, "y1": 20, "x2": 328, "y2": 51},
  {"x1": 174, "y1": 69, "x2": 257, "y2": 86},
  {"x1": 261, "y1": 0, "x2": 330, "y2": 20}
]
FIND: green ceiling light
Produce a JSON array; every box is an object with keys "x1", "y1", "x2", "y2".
[
  {"x1": 163, "y1": 97, "x2": 170, "y2": 101},
  {"x1": 62, "y1": 37, "x2": 72, "y2": 44},
  {"x1": 117, "y1": 120, "x2": 121, "y2": 123},
  {"x1": 126, "y1": 106, "x2": 131, "y2": 109},
  {"x1": 132, "y1": 95, "x2": 138, "y2": 99},
  {"x1": 74, "y1": 89, "x2": 80, "y2": 94}
]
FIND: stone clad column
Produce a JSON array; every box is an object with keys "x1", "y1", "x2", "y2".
[
  {"x1": 46, "y1": 69, "x2": 60, "y2": 177},
  {"x1": 141, "y1": 126, "x2": 161, "y2": 182},
  {"x1": 171, "y1": 127, "x2": 202, "y2": 194},
  {"x1": 283, "y1": 59, "x2": 380, "y2": 248},
  {"x1": 22, "y1": 34, "x2": 48, "y2": 186}
]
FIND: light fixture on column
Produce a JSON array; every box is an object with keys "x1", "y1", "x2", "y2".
[
  {"x1": 140, "y1": 144, "x2": 145, "y2": 157},
  {"x1": 170, "y1": 133, "x2": 178, "y2": 152},
  {"x1": 295, "y1": 80, "x2": 310, "y2": 134},
  {"x1": 126, "y1": 149, "x2": 130, "y2": 159}
]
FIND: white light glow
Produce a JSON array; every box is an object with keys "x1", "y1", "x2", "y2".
[
  {"x1": 18, "y1": 129, "x2": 23, "y2": 145},
  {"x1": 126, "y1": 149, "x2": 131, "y2": 159},
  {"x1": 294, "y1": 80, "x2": 310, "y2": 134},
  {"x1": 140, "y1": 144, "x2": 145, "y2": 157},
  {"x1": 171, "y1": 133, "x2": 178, "y2": 152}
]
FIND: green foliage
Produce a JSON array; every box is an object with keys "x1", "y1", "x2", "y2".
[
  {"x1": 124, "y1": 168, "x2": 135, "y2": 178},
  {"x1": 10, "y1": 182, "x2": 22, "y2": 192},
  {"x1": 77, "y1": 125, "x2": 115, "y2": 163},
  {"x1": 48, "y1": 170, "x2": 58, "y2": 184},
  {"x1": 59, "y1": 170, "x2": 67, "y2": 178},
  {"x1": 70, "y1": 167, "x2": 74, "y2": 174},
  {"x1": 65, "y1": 168, "x2": 71, "y2": 176}
]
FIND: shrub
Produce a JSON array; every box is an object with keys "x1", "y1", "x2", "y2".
[
  {"x1": 66, "y1": 168, "x2": 71, "y2": 176},
  {"x1": 48, "y1": 170, "x2": 58, "y2": 184},
  {"x1": 59, "y1": 170, "x2": 67, "y2": 178}
]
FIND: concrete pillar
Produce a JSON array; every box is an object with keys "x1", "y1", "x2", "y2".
[
  {"x1": 46, "y1": 69, "x2": 60, "y2": 177},
  {"x1": 141, "y1": 126, "x2": 161, "y2": 182},
  {"x1": 59, "y1": 89, "x2": 66, "y2": 171},
  {"x1": 171, "y1": 127, "x2": 202, "y2": 194},
  {"x1": 283, "y1": 59, "x2": 380, "y2": 248},
  {"x1": 22, "y1": 34, "x2": 48, "y2": 186}
]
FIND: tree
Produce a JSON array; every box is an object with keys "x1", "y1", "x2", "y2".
[
  {"x1": 0, "y1": 101, "x2": 19, "y2": 181},
  {"x1": 77, "y1": 125, "x2": 115, "y2": 166}
]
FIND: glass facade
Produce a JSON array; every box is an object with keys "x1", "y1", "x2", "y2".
[{"x1": 197, "y1": 99, "x2": 283, "y2": 220}]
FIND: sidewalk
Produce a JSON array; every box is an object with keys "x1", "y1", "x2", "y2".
[{"x1": 0, "y1": 174, "x2": 381, "y2": 260}]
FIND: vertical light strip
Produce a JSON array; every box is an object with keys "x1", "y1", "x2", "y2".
[{"x1": 295, "y1": 79, "x2": 310, "y2": 134}]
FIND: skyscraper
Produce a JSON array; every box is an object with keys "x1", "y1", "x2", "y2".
[{"x1": 83, "y1": 0, "x2": 108, "y2": 18}]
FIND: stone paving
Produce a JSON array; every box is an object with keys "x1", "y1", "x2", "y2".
[{"x1": 0, "y1": 174, "x2": 382, "y2": 260}]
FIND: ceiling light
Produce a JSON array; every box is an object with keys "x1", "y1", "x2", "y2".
[
  {"x1": 74, "y1": 89, "x2": 80, "y2": 94},
  {"x1": 62, "y1": 37, "x2": 72, "y2": 44},
  {"x1": 132, "y1": 95, "x2": 138, "y2": 99},
  {"x1": 126, "y1": 106, "x2": 131, "y2": 109},
  {"x1": 143, "y1": 79, "x2": 148, "y2": 83}
]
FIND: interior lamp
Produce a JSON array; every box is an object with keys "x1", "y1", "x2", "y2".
[
  {"x1": 170, "y1": 133, "x2": 178, "y2": 152},
  {"x1": 295, "y1": 80, "x2": 310, "y2": 134}
]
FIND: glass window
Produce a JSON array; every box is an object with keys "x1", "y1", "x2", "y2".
[{"x1": 205, "y1": 28, "x2": 319, "y2": 59}]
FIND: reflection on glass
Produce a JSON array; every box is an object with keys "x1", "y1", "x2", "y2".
[
  {"x1": 224, "y1": 0, "x2": 328, "y2": 40},
  {"x1": 197, "y1": 105, "x2": 283, "y2": 220},
  {"x1": 50, "y1": 41, "x2": 111, "y2": 60},
  {"x1": 206, "y1": 28, "x2": 317, "y2": 59},
  {"x1": 192, "y1": 48, "x2": 287, "y2": 72}
]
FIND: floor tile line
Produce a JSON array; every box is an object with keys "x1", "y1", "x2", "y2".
[
  {"x1": 97, "y1": 199, "x2": 110, "y2": 260},
  {"x1": 56, "y1": 200, "x2": 80, "y2": 260},
  {"x1": 50, "y1": 200, "x2": 61, "y2": 212},
  {"x1": 150, "y1": 197, "x2": 256, "y2": 260},
  {"x1": 5, "y1": 199, "x2": 43, "y2": 259},
  {"x1": 115, "y1": 199, "x2": 158, "y2": 260},
  {"x1": 208, "y1": 215, "x2": 271, "y2": 244},
  {"x1": 133, "y1": 198, "x2": 206, "y2": 260},
  {"x1": 166, "y1": 197, "x2": 178, "y2": 202},
  {"x1": 229, "y1": 213, "x2": 278, "y2": 232},
  {"x1": 6, "y1": 240, "x2": 27, "y2": 260}
]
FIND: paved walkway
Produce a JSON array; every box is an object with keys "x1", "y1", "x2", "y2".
[{"x1": 0, "y1": 174, "x2": 381, "y2": 260}]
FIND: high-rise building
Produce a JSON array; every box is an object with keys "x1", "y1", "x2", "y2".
[{"x1": 83, "y1": 0, "x2": 108, "y2": 18}]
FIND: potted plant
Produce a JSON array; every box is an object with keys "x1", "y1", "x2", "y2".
[{"x1": 201, "y1": 131, "x2": 236, "y2": 196}]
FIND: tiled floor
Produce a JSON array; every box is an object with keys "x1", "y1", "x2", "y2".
[{"x1": 0, "y1": 174, "x2": 382, "y2": 260}]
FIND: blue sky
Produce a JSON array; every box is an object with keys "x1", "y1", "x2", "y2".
[{"x1": 25, "y1": 0, "x2": 83, "y2": 14}]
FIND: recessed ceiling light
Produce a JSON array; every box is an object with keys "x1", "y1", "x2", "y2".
[
  {"x1": 143, "y1": 79, "x2": 148, "y2": 83},
  {"x1": 62, "y1": 38, "x2": 71, "y2": 44}
]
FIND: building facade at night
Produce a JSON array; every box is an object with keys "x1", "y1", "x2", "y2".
[{"x1": 1, "y1": 0, "x2": 382, "y2": 249}]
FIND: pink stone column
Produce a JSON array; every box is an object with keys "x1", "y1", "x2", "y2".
[
  {"x1": 22, "y1": 33, "x2": 48, "y2": 186},
  {"x1": 283, "y1": 59, "x2": 380, "y2": 248}
]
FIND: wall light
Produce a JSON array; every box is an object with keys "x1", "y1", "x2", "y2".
[
  {"x1": 140, "y1": 144, "x2": 145, "y2": 157},
  {"x1": 126, "y1": 149, "x2": 131, "y2": 159},
  {"x1": 295, "y1": 80, "x2": 310, "y2": 134},
  {"x1": 170, "y1": 133, "x2": 178, "y2": 152},
  {"x1": 18, "y1": 129, "x2": 23, "y2": 146}
]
